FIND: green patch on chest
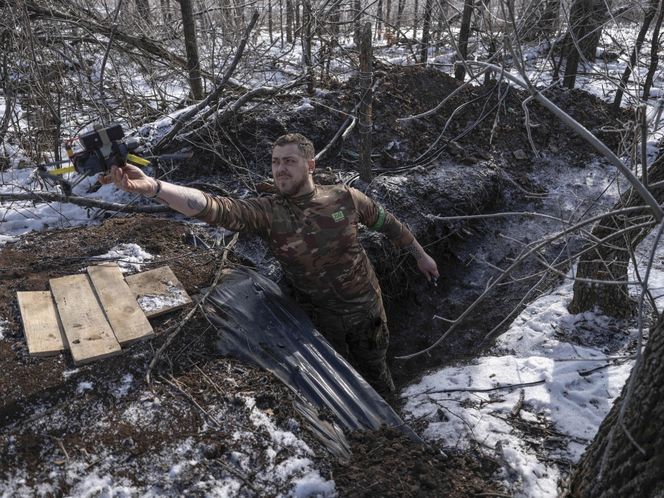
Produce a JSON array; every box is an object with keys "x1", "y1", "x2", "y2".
[{"x1": 331, "y1": 210, "x2": 345, "y2": 222}]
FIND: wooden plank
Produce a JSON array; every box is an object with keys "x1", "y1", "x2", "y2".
[
  {"x1": 16, "y1": 291, "x2": 67, "y2": 356},
  {"x1": 125, "y1": 266, "x2": 192, "y2": 318},
  {"x1": 87, "y1": 263, "x2": 154, "y2": 345},
  {"x1": 49, "y1": 274, "x2": 121, "y2": 365}
]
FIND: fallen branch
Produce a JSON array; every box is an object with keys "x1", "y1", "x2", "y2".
[
  {"x1": 146, "y1": 233, "x2": 239, "y2": 384},
  {"x1": 0, "y1": 191, "x2": 170, "y2": 213},
  {"x1": 411, "y1": 379, "x2": 545, "y2": 396}
]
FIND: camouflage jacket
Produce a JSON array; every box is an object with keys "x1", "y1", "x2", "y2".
[{"x1": 194, "y1": 184, "x2": 414, "y2": 315}]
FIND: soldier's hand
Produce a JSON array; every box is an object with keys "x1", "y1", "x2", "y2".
[
  {"x1": 106, "y1": 165, "x2": 158, "y2": 197},
  {"x1": 417, "y1": 253, "x2": 439, "y2": 283}
]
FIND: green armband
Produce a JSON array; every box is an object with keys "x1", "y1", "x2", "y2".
[{"x1": 369, "y1": 206, "x2": 386, "y2": 231}]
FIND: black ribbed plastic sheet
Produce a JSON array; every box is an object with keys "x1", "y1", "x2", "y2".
[{"x1": 202, "y1": 267, "x2": 421, "y2": 458}]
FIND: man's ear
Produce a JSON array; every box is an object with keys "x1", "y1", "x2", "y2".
[{"x1": 308, "y1": 159, "x2": 316, "y2": 174}]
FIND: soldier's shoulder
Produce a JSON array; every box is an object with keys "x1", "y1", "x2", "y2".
[{"x1": 316, "y1": 183, "x2": 352, "y2": 197}]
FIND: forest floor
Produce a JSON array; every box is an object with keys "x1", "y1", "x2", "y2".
[{"x1": 0, "y1": 65, "x2": 636, "y2": 496}]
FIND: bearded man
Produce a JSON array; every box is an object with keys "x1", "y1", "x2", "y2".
[{"x1": 109, "y1": 133, "x2": 438, "y2": 394}]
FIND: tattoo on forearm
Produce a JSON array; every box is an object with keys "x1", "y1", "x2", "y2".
[
  {"x1": 406, "y1": 243, "x2": 423, "y2": 260},
  {"x1": 187, "y1": 197, "x2": 206, "y2": 212}
]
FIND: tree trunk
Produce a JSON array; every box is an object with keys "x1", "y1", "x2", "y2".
[
  {"x1": 354, "y1": 0, "x2": 362, "y2": 46},
  {"x1": 135, "y1": 0, "x2": 150, "y2": 22},
  {"x1": 455, "y1": 0, "x2": 473, "y2": 81},
  {"x1": 385, "y1": 0, "x2": 391, "y2": 40},
  {"x1": 568, "y1": 312, "x2": 664, "y2": 497},
  {"x1": 268, "y1": 0, "x2": 274, "y2": 44},
  {"x1": 613, "y1": 0, "x2": 659, "y2": 110},
  {"x1": 180, "y1": 0, "x2": 204, "y2": 100},
  {"x1": 375, "y1": 0, "x2": 383, "y2": 39},
  {"x1": 286, "y1": 0, "x2": 294, "y2": 42},
  {"x1": 358, "y1": 22, "x2": 373, "y2": 183},
  {"x1": 396, "y1": 0, "x2": 405, "y2": 38},
  {"x1": 520, "y1": 0, "x2": 560, "y2": 41},
  {"x1": 413, "y1": 0, "x2": 419, "y2": 39},
  {"x1": 569, "y1": 154, "x2": 664, "y2": 317},
  {"x1": 302, "y1": 0, "x2": 314, "y2": 95},
  {"x1": 563, "y1": 0, "x2": 611, "y2": 89},
  {"x1": 643, "y1": 0, "x2": 664, "y2": 100},
  {"x1": 420, "y1": 0, "x2": 433, "y2": 63}
]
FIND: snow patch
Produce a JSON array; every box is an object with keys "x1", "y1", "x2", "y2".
[{"x1": 90, "y1": 243, "x2": 154, "y2": 272}]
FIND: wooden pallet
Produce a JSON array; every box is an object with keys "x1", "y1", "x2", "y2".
[
  {"x1": 16, "y1": 291, "x2": 67, "y2": 356},
  {"x1": 87, "y1": 263, "x2": 154, "y2": 345},
  {"x1": 17, "y1": 264, "x2": 190, "y2": 364},
  {"x1": 125, "y1": 266, "x2": 192, "y2": 318},
  {"x1": 49, "y1": 273, "x2": 122, "y2": 365}
]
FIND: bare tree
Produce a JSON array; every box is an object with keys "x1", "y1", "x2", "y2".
[
  {"x1": 613, "y1": 0, "x2": 661, "y2": 110},
  {"x1": 455, "y1": 0, "x2": 474, "y2": 81},
  {"x1": 180, "y1": 0, "x2": 204, "y2": 100},
  {"x1": 643, "y1": 0, "x2": 664, "y2": 100},
  {"x1": 286, "y1": 0, "x2": 294, "y2": 42},
  {"x1": 420, "y1": 0, "x2": 433, "y2": 63},
  {"x1": 569, "y1": 153, "x2": 664, "y2": 317},
  {"x1": 563, "y1": 0, "x2": 612, "y2": 89},
  {"x1": 567, "y1": 310, "x2": 664, "y2": 496},
  {"x1": 358, "y1": 22, "x2": 373, "y2": 182}
]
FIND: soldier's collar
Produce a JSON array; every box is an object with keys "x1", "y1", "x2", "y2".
[{"x1": 280, "y1": 185, "x2": 317, "y2": 205}]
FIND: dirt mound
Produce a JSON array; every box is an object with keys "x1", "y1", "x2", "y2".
[
  {"x1": 176, "y1": 65, "x2": 627, "y2": 179},
  {"x1": 333, "y1": 427, "x2": 503, "y2": 497}
]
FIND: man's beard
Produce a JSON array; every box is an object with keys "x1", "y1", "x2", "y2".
[{"x1": 276, "y1": 174, "x2": 308, "y2": 196}]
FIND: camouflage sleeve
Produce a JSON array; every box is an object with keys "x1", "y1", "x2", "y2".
[
  {"x1": 348, "y1": 186, "x2": 415, "y2": 248},
  {"x1": 193, "y1": 193, "x2": 272, "y2": 234}
]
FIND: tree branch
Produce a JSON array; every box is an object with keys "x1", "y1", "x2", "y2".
[{"x1": 0, "y1": 191, "x2": 170, "y2": 213}]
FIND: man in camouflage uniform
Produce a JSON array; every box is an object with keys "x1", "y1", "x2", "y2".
[{"x1": 108, "y1": 133, "x2": 439, "y2": 395}]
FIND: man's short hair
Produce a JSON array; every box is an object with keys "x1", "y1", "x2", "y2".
[{"x1": 272, "y1": 133, "x2": 315, "y2": 160}]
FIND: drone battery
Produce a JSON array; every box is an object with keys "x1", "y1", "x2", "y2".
[{"x1": 79, "y1": 124, "x2": 124, "y2": 150}]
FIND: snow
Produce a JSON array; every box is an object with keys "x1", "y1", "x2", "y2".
[
  {"x1": 137, "y1": 286, "x2": 189, "y2": 314},
  {"x1": 88, "y1": 243, "x2": 154, "y2": 272},
  {"x1": 111, "y1": 373, "x2": 134, "y2": 399},
  {"x1": 75, "y1": 381, "x2": 94, "y2": 395}
]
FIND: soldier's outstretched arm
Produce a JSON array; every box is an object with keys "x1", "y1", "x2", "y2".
[
  {"x1": 107, "y1": 165, "x2": 206, "y2": 216},
  {"x1": 405, "y1": 238, "x2": 440, "y2": 282}
]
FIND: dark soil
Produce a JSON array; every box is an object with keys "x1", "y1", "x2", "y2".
[
  {"x1": 0, "y1": 65, "x2": 627, "y2": 495},
  {"x1": 332, "y1": 427, "x2": 504, "y2": 497}
]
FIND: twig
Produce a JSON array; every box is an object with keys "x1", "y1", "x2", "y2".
[
  {"x1": 146, "y1": 233, "x2": 238, "y2": 384},
  {"x1": 510, "y1": 389, "x2": 525, "y2": 418},
  {"x1": 49, "y1": 436, "x2": 70, "y2": 464},
  {"x1": 98, "y1": 0, "x2": 123, "y2": 120},
  {"x1": 161, "y1": 374, "x2": 223, "y2": 429},
  {"x1": 216, "y1": 459, "x2": 260, "y2": 493},
  {"x1": 315, "y1": 78, "x2": 382, "y2": 162},
  {"x1": 411, "y1": 379, "x2": 545, "y2": 397}
]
